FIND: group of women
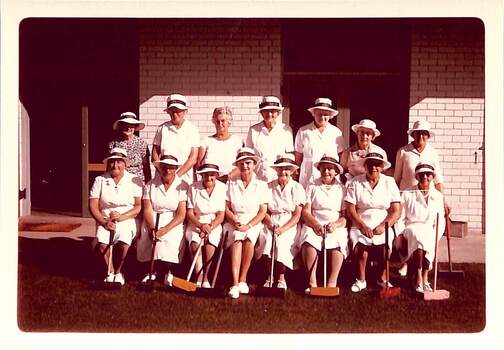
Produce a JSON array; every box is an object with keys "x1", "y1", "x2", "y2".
[{"x1": 89, "y1": 93, "x2": 448, "y2": 298}]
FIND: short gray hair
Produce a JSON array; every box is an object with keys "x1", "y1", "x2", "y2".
[{"x1": 212, "y1": 106, "x2": 233, "y2": 121}]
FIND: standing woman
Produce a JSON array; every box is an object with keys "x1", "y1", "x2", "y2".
[
  {"x1": 339, "y1": 118, "x2": 387, "y2": 180},
  {"x1": 246, "y1": 96, "x2": 294, "y2": 183},
  {"x1": 89, "y1": 148, "x2": 142, "y2": 285},
  {"x1": 295, "y1": 98, "x2": 345, "y2": 188},
  {"x1": 108, "y1": 112, "x2": 151, "y2": 183},
  {"x1": 297, "y1": 152, "x2": 348, "y2": 293},
  {"x1": 185, "y1": 160, "x2": 226, "y2": 288},
  {"x1": 399, "y1": 163, "x2": 445, "y2": 293},
  {"x1": 152, "y1": 94, "x2": 200, "y2": 186},
  {"x1": 259, "y1": 153, "x2": 305, "y2": 289},
  {"x1": 224, "y1": 147, "x2": 269, "y2": 299},
  {"x1": 394, "y1": 120, "x2": 448, "y2": 276},
  {"x1": 197, "y1": 107, "x2": 243, "y2": 183},
  {"x1": 345, "y1": 153, "x2": 402, "y2": 293},
  {"x1": 136, "y1": 154, "x2": 188, "y2": 286}
]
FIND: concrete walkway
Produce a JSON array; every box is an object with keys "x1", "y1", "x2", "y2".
[{"x1": 18, "y1": 212, "x2": 485, "y2": 264}]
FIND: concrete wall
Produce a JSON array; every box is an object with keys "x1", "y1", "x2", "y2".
[{"x1": 408, "y1": 20, "x2": 485, "y2": 231}]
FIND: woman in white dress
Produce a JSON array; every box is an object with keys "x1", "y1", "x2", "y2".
[
  {"x1": 224, "y1": 147, "x2": 269, "y2": 299},
  {"x1": 399, "y1": 163, "x2": 445, "y2": 293},
  {"x1": 246, "y1": 96, "x2": 294, "y2": 183},
  {"x1": 393, "y1": 120, "x2": 449, "y2": 276},
  {"x1": 89, "y1": 148, "x2": 142, "y2": 285},
  {"x1": 345, "y1": 152, "x2": 402, "y2": 293},
  {"x1": 185, "y1": 161, "x2": 226, "y2": 288},
  {"x1": 294, "y1": 98, "x2": 346, "y2": 188},
  {"x1": 259, "y1": 153, "x2": 305, "y2": 290},
  {"x1": 197, "y1": 107, "x2": 243, "y2": 183},
  {"x1": 137, "y1": 154, "x2": 188, "y2": 286},
  {"x1": 298, "y1": 152, "x2": 348, "y2": 293},
  {"x1": 339, "y1": 118, "x2": 387, "y2": 180}
]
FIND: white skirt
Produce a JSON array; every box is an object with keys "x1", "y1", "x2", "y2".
[
  {"x1": 257, "y1": 213, "x2": 299, "y2": 270},
  {"x1": 402, "y1": 222, "x2": 443, "y2": 270},
  {"x1": 297, "y1": 225, "x2": 349, "y2": 259},
  {"x1": 95, "y1": 218, "x2": 137, "y2": 246},
  {"x1": 349, "y1": 226, "x2": 394, "y2": 250},
  {"x1": 223, "y1": 213, "x2": 263, "y2": 248},
  {"x1": 185, "y1": 223, "x2": 223, "y2": 248},
  {"x1": 136, "y1": 211, "x2": 185, "y2": 263}
]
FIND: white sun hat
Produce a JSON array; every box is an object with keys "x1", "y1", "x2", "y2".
[
  {"x1": 103, "y1": 147, "x2": 129, "y2": 165},
  {"x1": 259, "y1": 96, "x2": 284, "y2": 112},
  {"x1": 415, "y1": 162, "x2": 436, "y2": 176},
  {"x1": 307, "y1": 97, "x2": 339, "y2": 117},
  {"x1": 233, "y1": 147, "x2": 260, "y2": 165},
  {"x1": 358, "y1": 151, "x2": 391, "y2": 170},
  {"x1": 164, "y1": 94, "x2": 189, "y2": 111},
  {"x1": 196, "y1": 161, "x2": 222, "y2": 175},
  {"x1": 407, "y1": 120, "x2": 435, "y2": 137},
  {"x1": 154, "y1": 154, "x2": 180, "y2": 167},
  {"x1": 270, "y1": 153, "x2": 299, "y2": 170},
  {"x1": 112, "y1": 112, "x2": 146, "y2": 131},
  {"x1": 314, "y1": 152, "x2": 344, "y2": 174},
  {"x1": 351, "y1": 118, "x2": 381, "y2": 138}
]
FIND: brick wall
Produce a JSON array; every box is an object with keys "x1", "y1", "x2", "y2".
[
  {"x1": 409, "y1": 20, "x2": 485, "y2": 232},
  {"x1": 138, "y1": 19, "x2": 282, "y2": 146}
]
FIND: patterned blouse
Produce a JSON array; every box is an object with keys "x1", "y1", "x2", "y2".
[{"x1": 108, "y1": 135, "x2": 149, "y2": 182}]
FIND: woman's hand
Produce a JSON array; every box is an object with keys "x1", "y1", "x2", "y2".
[
  {"x1": 199, "y1": 223, "x2": 212, "y2": 237},
  {"x1": 104, "y1": 218, "x2": 116, "y2": 231},
  {"x1": 372, "y1": 222, "x2": 386, "y2": 236},
  {"x1": 109, "y1": 211, "x2": 122, "y2": 222},
  {"x1": 326, "y1": 221, "x2": 338, "y2": 233},
  {"x1": 155, "y1": 226, "x2": 169, "y2": 239},
  {"x1": 313, "y1": 222, "x2": 324, "y2": 236},
  {"x1": 236, "y1": 223, "x2": 250, "y2": 232},
  {"x1": 359, "y1": 223, "x2": 374, "y2": 238}
]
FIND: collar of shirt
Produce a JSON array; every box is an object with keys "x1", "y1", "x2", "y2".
[
  {"x1": 154, "y1": 175, "x2": 180, "y2": 195},
  {"x1": 260, "y1": 120, "x2": 284, "y2": 135},
  {"x1": 166, "y1": 119, "x2": 187, "y2": 133},
  {"x1": 237, "y1": 173, "x2": 258, "y2": 192},
  {"x1": 273, "y1": 177, "x2": 294, "y2": 194},
  {"x1": 407, "y1": 141, "x2": 431, "y2": 156}
]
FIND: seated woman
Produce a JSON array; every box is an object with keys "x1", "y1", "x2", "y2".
[
  {"x1": 136, "y1": 154, "x2": 188, "y2": 286},
  {"x1": 259, "y1": 153, "x2": 305, "y2": 290},
  {"x1": 89, "y1": 148, "x2": 142, "y2": 285},
  {"x1": 398, "y1": 163, "x2": 446, "y2": 293},
  {"x1": 345, "y1": 152, "x2": 401, "y2": 293},
  {"x1": 224, "y1": 147, "x2": 269, "y2": 299},
  {"x1": 197, "y1": 107, "x2": 243, "y2": 183},
  {"x1": 109, "y1": 112, "x2": 151, "y2": 183},
  {"x1": 339, "y1": 118, "x2": 387, "y2": 180},
  {"x1": 297, "y1": 152, "x2": 348, "y2": 293},
  {"x1": 185, "y1": 160, "x2": 226, "y2": 288}
]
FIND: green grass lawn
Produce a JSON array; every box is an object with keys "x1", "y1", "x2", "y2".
[{"x1": 17, "y1": 236, "x2": 485, "y2": 333}]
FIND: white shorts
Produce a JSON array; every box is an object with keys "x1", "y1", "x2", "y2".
[{"x1": 95, "y1": 218, "x2": 136, "y2": 246}]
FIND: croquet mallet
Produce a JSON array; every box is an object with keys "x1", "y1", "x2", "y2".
[
  {"x1": 438, "y1": 213, "x2": 465, "y2": 279},
  {"x1": 256, "y1": 225, "x2": 285, "y2": 298},
  {"x1": 424, "y1": 213, "x2": 450, "y2": 301},
  {"x1": 172, "y1": 239, "x2": 203, "y2": 292},
  {"x1": 310, "y1": 225, "x2": 339, "y2": 297},
  {"x1": 139, "y1": 212, "x2": 160, "y2": 291},
  {"x1": 379, "y1": 222, "x2": 401, "y2": 299}
]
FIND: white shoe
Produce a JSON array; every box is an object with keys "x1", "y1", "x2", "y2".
[
  {"x1": 398, "y1": 263, "x2": 408, "y2": 277},
  {"x1": 238, "y1": 282, "x2": 249, "y2": 294},
  {"x1": 377, "y1": 279, "x2": 393, "y2": 288},
  {"x1": 196, "y1": 281, "x2": 202, "y2": 288},
  {"x1": 141, "y1": 273, "x2": 156, "y2": 283},
  {"x1": 228, "y1": 285, "x2": 240, "y2": 299},
  {"x1": 164, "y1": 272, "x2": 174, "y2": 287},
  {"x1": 201, "y1": 281, "x2": 211, "y2": 289},
  {"x1": 423, "y1": 282, "x2": 433, "y2": 292},
  {"x1": 351, "y1": 279, "x2": 367, "y2": 293},
  {"x1": 276, "y1": 280, "x2": 287, "y2": 290},
  {"x1": 304, "y1": 287, "x2": 311, "y2": 295},
  {"x1": 104, "y1": 272, "x2": 115, "y2": 283},
  {"x1": 114, "y1": 273, "x2": 125, "y2": 286},
  {"x1": 263, "y1": 280, "x2": 271, "y2": 287},
  {"x1": 415, "y1": 284, "x2": 424, "y2": 293}
]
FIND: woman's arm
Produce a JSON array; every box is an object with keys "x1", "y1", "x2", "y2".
[
  {"x1": 156, "y1": 201, "x2": 187, "y2": 238},
  {"x1": 301, "y1": 203, "x2": 323, "y2": 235},
  {"x1": 263, "y1": 212, "x2": 273, "y2": 231},
  {"x1": 225, "y1": 200, "x2": 239, "y2": 228},
  {"x1": 346, "y1": 202, "x2": 373, "y2": 238},
  {"x1": 196, "y1": 146, "x2": 207, "y2": 170},
  {"x1": 109, "y1": 197, "x2": 141, "y2": 222},
  {"x1": 186, "y1": 207, "x2": 201, "y2": 229},
  {"x1": 241, "y1": 203, "x2": 267, "y2": 231},
  {"x1": 294, "y1": 151, "x2": 303, "y2": 166},
  {"x1": 372, "y1": 202, "x2": 402, "y2": 235},
  {"x1": 276, "y1": 205, "x2": 303, "y2": 235},
  {"x1": 89, "y1": 198, "x2": 110, "y2": 228},
  {"x1": 177, "y1": 147, "x2": 198, "y2": 178}
]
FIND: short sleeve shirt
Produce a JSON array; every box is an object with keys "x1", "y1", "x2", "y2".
[
  {"x1": 294, "y1": 122, "x2": 345, "y2": 159},
  {"x1": 226, "y1": 174, "x2": 270, "y2": 215},
  {"x1": 394, "y1": 143, "x2": 444, "y2": 191},
  {"x1": 90, "y1": 171, "x2": 142, "y2": 215},
  {"x1": 152, "y1": 119, "x2": 200, "y2": 185},
  {"x1": 267, "y1": 178, "x2": 305, "y2": 214},
  {"x1": 187, "y1": 180, "x2": 227, "y2": 217},
  {"x1": 345, "y1": 174, "x2": 402, "y2": 228},
  {"x1": 200, "y1": 135, "x2": 243, "y2": 175},
  {"x1": 305, "y1": 178, "x2": 346, "y2": 223},
  {"x1": 143, "y1": 175, "x2": 188, "y2": 213},
  {"x1": 400, "y1": 186, "x2": 445, "y2": 227},
  {"x1": 246, "y1": 121, "x2": 294, "y2": 182}
]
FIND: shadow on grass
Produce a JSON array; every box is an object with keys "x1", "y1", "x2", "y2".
[{"x1": 17, "y1": 236, "x2": 485, "y2": 333}]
